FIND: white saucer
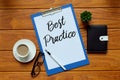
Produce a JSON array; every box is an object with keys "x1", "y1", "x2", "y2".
[{"x1": 13, "y1": 39, "x2": 36, "y2": 63}]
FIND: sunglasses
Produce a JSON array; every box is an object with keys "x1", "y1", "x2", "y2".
[{"x1": 31, "y1": 51, "x2": 45, "y2": 77}]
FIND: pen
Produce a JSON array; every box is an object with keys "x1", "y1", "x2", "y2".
[{"x1": 45, "y1": 49, "x2": 66, "y2": 71}]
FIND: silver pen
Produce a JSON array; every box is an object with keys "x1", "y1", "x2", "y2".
[{"x1": 45, "y1": 49, "x2": 66, "y2": 71}]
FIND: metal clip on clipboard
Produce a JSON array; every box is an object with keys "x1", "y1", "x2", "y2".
[{"x1": 42, "y1": 7, "x2": 62, "y2": 17}]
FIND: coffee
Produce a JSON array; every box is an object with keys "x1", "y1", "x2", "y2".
[{"x1": 17, "y1": 44, "x2": 28, "y2": 56}]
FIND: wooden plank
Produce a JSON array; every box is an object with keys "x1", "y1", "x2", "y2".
[
  {"x1": 0, "y1": 0, "x2": 120, "y2": 8},
  {"x1": 0, "y1": 71, "x2": 120, "y2": 80},
  {"x1": 0, "y1": 50, "x2": 120, "y2": 72},
  {"x1": 0, "y1": 8, "x2": 120, "y2": 29},
  {"x1": 0, "y1": 29, "x2": 120, "y2": 50}
]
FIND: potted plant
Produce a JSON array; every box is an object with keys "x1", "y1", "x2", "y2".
[{"x1": 80, "y1": 11, "x2": 92, "y2": 28}]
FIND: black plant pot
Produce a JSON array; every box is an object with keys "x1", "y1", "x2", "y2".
[{"x1": 82, "y1": 22, "x2": 90, "y2": 29}]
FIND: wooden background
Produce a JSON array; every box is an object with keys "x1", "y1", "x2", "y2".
[{"x1": 0, "y1": 0, "x2": 120, "y2": 80}]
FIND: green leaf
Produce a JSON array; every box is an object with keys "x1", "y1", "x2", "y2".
[{"x1": 80, "y1": 11, "x2": 92, "y2": 22}]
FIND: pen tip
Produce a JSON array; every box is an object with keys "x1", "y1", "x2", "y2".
[
  {"x1": 45, "y1": 49, "x2": 47, "y2": 52},
  {"x1": 45, "y1": 49, "x2": 51, "y2": 55}
]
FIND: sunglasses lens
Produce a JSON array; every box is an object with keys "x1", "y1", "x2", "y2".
[{"x1": 34, "y1": 66, "x2": 40, "y2": 76}]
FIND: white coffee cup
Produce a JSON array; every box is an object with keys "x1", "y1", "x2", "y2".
[
  {"x1": 16, "y1": 43, "x2": 30, "y2": 59},
  {"x1": 13, "y1": 39, "x2": 36, "y2": 63}
]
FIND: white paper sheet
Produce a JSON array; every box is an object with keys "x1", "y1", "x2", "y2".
[{"x1": 33, "y1": 7, "x2": 86, "y2": 70}]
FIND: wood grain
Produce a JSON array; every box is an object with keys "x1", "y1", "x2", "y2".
[
  {"x1": 0, "y1": 50, "x2": 120, "y2": 72},
  {"x1": 0, "y1": 29, "x2": 120, "y2": 50},
  {"x1": 0, "y1": 1, "x2": 120, "y2": 79},
  {"x1": 0, "y1": 71, "x2": 120, "y2": 80},
  {"x1": 0, "y1": 0, "x2": 120, "y2": 8},
  {"x1": 0, "y1": 8, "x2": 120, "y2": 29}
]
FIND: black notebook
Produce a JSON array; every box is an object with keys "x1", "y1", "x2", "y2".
[{"x1": 87, "y1": 25, "x2": 108, "y2": 52}]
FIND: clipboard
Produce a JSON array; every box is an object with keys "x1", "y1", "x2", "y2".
[{"x1": 31, "y1": 4, "x2": 89, "y2": 76}]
